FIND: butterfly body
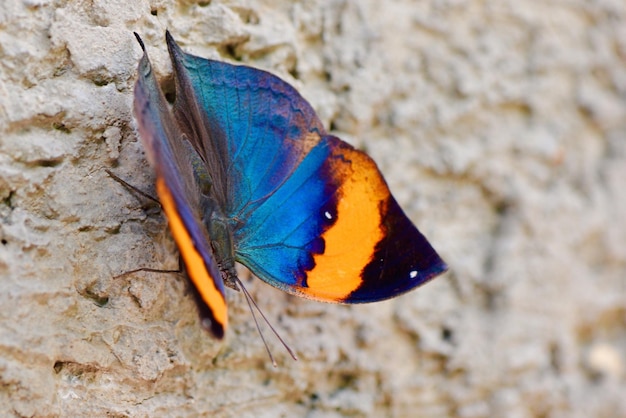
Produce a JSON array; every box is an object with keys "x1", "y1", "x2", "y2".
[{"x1": 132, "y1": 32, "x2": 447, "y2": 339}]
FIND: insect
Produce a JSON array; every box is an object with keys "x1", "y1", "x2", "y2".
[{"x1": 131, "y1": 31, "x2": 447, "y2": 342}]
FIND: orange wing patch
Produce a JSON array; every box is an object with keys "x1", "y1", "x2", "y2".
[
  {"x1": 156, "y1": 178, "x2": 228, "y2": 330},
  {"x1": 304, "y1": 146, "x2": 389, "y2": 301}
]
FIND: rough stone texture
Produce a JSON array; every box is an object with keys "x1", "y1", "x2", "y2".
[{"x1": 1, "y1": 0, "x2": 624, "y2": 417}]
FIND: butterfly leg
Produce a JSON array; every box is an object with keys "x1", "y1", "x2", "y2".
[
  {"x1": 107, "y1": 169, "x2": 182, "y2": 277},
  {"x1": 105, "y1": 169, "x2": 161, "y2": 207},
  {"x1": 113, "y1": 267, "x2": 180, "y2": 279},
  {"x1": 110, "y1": 248, "x2": 182, "y2": 280}
]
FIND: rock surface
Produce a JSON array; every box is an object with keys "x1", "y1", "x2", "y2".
[{"x1": 0, "y1": 1, "x2": 624, "y2": 417}]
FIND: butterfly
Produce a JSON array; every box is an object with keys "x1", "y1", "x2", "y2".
[{"x1": 131, "y1": 31, "x2": 447, "y2": 340}]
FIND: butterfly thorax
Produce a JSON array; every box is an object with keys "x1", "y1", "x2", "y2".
[
  {"x1": 201, "y1": 197, "x2": 239, "y2": 291},
  {"x1": 188, "y1": 136, "x2": 239, "y2": 291}
]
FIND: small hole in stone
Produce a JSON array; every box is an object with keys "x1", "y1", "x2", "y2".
[
  {"x1": 53, "y1": 122, "x2": 71, "y2": 134},
  {"x1": 218, "y1": 43, "x2": 241, "y2": 61},
  {"x1": 288, "y1": 66, "x2": 300, "y2": 80},
  {"x1": 53, "y1": 361, "x2": 64, "y2": 373},
  {"x1": 37, "y1": 159, "x2": 62, "y2": 168},
  {"x1": 162, "y1": 77, "x2": 176, "y2": 103}
]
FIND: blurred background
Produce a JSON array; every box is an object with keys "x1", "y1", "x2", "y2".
[{"x1": 0, "y1": 1, "x2": 624, "y2": 417}]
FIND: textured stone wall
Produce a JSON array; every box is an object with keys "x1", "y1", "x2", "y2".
[{"x1": 1, "y1": 1, "x2": 624, "y2": 417}]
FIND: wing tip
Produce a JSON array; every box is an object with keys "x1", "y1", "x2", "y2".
[
  {"x1": 133, "y1": 32, "x2": 146, "y2": 52},
  {"x1": 202, "y1": 317, "x2": 226, "y2": 340},
  {"x1": 165, "y1": 29, "x2": 182, "y2": 58},
  {"x1": 165, "y1": 29, "x2": 174, "y2": 44}
]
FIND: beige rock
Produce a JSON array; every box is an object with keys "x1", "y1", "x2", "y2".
[{"x1": 0, "y1": 0, "x2": 624, "y2": 417}]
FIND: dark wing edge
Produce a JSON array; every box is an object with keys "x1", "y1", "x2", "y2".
[{"x1": 133, "y1": 33, "x2": 228, "y2": 338}]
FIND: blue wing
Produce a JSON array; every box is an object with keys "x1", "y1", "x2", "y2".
[
  {"x1": 167, "y1": 33, "x2": 326, "y2": 222},
  {"x1": 165, "y1": 32, "x2": 447, "y2": 303}
]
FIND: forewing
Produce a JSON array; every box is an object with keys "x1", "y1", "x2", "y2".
[
  {"x1": 162, "y1": 32, "x2": 447, "y2": 303},
  {"x1": 133, "y1": 35, "x2": 228, "y2": 337},
  {"x1": 166, "y1": 31, "x2": 326, "y2": 221}
]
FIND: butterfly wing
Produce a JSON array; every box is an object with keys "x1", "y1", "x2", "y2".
[
  {"x1": 166, "y1": 32, "x2": 325, "y2": 220},
  {"x1": 165, "y1": 32, "x2": 447, "y2": 303},
  {"x1": 133, "y1": 35, "x2": 228, "y2": 338},
  {"x1": 234, "y1": 135, "x2": 448, "y2": 302}
]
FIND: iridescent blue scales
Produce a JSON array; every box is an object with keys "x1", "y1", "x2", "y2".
[{"x1": 132, "y1": 32, "x2": 447, "y2": 338}]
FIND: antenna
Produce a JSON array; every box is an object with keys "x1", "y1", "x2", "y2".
[{"x1": 235, "y1": 277, "x2": 298, "y2": 366}]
